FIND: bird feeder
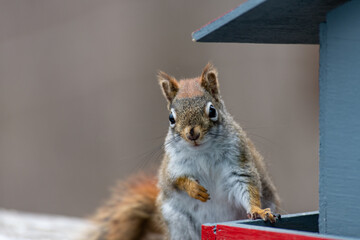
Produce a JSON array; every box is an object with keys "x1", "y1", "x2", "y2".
[{"x1": 193, "y1": 0, "x2": 360, "y2": 239}]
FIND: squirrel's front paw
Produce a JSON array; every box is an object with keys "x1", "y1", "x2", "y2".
[
  {"x1": 248, "y1": 207, "x2": 276, "y2": 223},
  {"x1": 186, "y1": 181, "x2": 210, "y2": 202}
]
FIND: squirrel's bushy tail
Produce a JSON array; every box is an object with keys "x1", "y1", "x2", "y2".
[{"x1": 86, "y1": 174, "x2": 162, "y2": 240}]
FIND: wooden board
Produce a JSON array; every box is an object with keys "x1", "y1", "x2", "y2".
[
  {"x1": 202, "y1": 212, "x2": 355, "y2": 240},
  {"x1": 319, "y1": 0, "x2": 360, "y2": 238},
  {"x1": 0, "y1": 209, "x2": 95, "y2": 240},
  {"x1": 237, "y1": 211, "x2": 319, "y2": 233},
  {"x1": 211, "y1": 224, "x2": 343, "y2": 240},
  {"x1": 192, "y1": 0, "x2": 348, "y2": 44}
]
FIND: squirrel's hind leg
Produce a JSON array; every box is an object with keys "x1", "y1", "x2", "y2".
[{"x1": 160, "y1": 200, "x2": 200, "y2": 240}]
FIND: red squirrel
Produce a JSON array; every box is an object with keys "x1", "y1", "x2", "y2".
[{"x1": 86, "y1": 64, "x2": 280, "y2": 240}]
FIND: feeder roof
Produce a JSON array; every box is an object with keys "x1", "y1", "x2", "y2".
[{"x1": 192, "y1": 0, "x2": 348, "y2": 44}]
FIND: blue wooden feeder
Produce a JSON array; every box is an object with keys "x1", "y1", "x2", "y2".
[{"x1": 193, "y1": 0, "x2": 360, "y2": 239}]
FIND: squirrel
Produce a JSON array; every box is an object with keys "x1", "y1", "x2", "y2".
[{"x1": 86, "y1": 63, "x2": 280, "y2": 240}]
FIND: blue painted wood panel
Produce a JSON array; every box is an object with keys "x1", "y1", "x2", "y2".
[
  {"x1": 238, "y1": 211, "x2": 319, "y2": 233},
  {"x1": 319, "y1": 1, "x2": 360, "y2": 237},
  {"x1": 192, "y1": 0, "x2": 348, "y2": 44}
]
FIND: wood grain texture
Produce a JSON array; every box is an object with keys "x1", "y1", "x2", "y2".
[
  {"x1": 192, "y1": 0, "x2": 348, "y2": 44},
  {"x1": 319, "y1": 0, "x2": 360, "y2": 238}
]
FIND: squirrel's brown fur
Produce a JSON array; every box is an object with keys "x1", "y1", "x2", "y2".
[
  {"x1": 86, "y1": 63, "x2": 280, "y2": 240},
  {"x1": 88, "y1": 174, "x2": 163, "y2": 240}
]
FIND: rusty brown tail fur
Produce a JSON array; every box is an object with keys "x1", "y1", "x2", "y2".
[{"x1": 89, "y1": 174, "x2": 162, "y2": 240}]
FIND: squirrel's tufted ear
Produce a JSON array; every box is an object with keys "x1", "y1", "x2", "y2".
[
  {"x1": 158, "y1": 71, "x2": 179, "y2": 103},
  {"x1": 201, "y1": 63, "x2": 220, "y2": 101}
]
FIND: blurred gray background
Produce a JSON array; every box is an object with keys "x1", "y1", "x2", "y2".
[{"x1": 0, "y1": 0, "x2": 319, "y2": 217}]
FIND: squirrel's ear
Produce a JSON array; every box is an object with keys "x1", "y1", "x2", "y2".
[
  {"x1": 201, "y1": 63, "x2": 219, "y2": 101},
  {"x1": 158, "y1": 71, "x2": 179, "y2": 103}
]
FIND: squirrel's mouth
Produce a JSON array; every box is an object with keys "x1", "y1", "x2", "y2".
[{"x1": 183, "y1": 138, "x2": 203, "y2": 148}]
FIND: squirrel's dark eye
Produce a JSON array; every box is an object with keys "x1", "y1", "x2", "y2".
[
  {"x1": 206, "y1": 102, "x2": 218, "y2": 122},
  {"x1": 169, "y1": 109, "x2": 176, "y2": 128},
  {"x1": 209, "y1": 105, "x2": 216, "y2": 118},
  {"x1": 169, "y1": 113, "x2": 175, "y2": 124}
]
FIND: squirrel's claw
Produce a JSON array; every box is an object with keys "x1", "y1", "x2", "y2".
[
  {"x1": 248, "y1": 207, "x2": 276, "y2": 223},
  {"x1": 187, "y1": 181, "x2": 210, "y2": 202}
]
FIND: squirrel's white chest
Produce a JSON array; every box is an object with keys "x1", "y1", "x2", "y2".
[{"x1": 166, "y1": 147, "x2": 247, "y2": 223}]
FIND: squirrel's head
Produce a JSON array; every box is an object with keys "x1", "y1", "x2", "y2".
[{"x1": 158, "y1": 63, "x2": 223, "y2": 147}]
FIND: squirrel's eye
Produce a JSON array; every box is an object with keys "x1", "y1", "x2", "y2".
[
  {"x1": 169, "y1": 109, "x2": 176, "y2": 128},
  {"x1": 206, "y1": 102, "x2": 218, "y2": 122}
]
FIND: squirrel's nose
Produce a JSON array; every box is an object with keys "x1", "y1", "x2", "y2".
[{"x1": 187, "y1": 127, "x2": 200, "y2": 141}]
